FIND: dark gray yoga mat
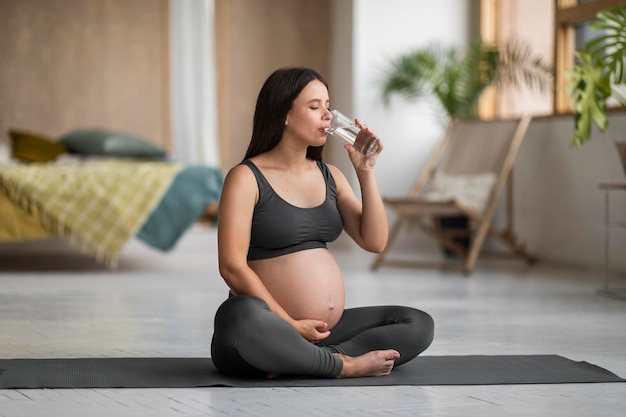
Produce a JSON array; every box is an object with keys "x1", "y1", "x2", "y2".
[{"x1": 0, "y1": 355, "x2": 623, "y2": 389}]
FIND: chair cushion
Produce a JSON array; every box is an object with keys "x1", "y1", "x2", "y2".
[{"x1": 421, "y1": 171, "x2": 497, "y2": 215}]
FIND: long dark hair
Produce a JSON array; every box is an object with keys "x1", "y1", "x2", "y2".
[{"x1": 244, "y1": 67, "x2": 328, "y2": 161}]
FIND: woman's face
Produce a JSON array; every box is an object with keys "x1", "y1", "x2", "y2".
[{"x1": 284, "y1": 80, "x2": 331, "y2": 148}]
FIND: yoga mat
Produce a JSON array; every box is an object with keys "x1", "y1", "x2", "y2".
[{"x1": 0, "y1": 355, "x2": 623, "y2": 389}]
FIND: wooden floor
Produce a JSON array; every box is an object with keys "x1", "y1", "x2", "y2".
[{"x1": 1, "y1": 227, "x2": 625, "y2": 416}]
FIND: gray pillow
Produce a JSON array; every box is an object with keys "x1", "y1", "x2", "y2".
[{"x1": 60, "y1": 129, "x2": 167, "y2": 159}]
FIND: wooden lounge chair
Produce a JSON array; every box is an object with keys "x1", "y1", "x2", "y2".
[{"x1": 371, "y1": 115, "x2": 535, "y2": 274}]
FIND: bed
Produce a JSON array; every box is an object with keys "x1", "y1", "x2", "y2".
[{"x1": 0, "y1": 128, "x2": 224, "y2": 268}]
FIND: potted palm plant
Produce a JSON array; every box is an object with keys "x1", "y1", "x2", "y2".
[
  {"x1": 379, "y1": 37, "x2": 553, "y2": 256},
  {"x1": 567, "y1": 6, "x2": 626, "y2": 174},
  {"x1": 379, "y1": 37, "x2": 553, "y2": 121}
]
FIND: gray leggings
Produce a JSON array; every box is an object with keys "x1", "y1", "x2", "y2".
[{"x1": 210, "y1": 295, "x2": 434, "y2": 378}]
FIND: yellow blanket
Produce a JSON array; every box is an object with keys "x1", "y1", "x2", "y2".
[
  {"x1": 0, "y1": 188, "x2": 51, "y2": 241},
  {"x1": 0, "y1": 160, "x2": 182, "y2": 268}
]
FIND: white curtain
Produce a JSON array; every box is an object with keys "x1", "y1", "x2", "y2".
[{"x1": 169, "y1": 0, "x2": 220, "y2": 167}]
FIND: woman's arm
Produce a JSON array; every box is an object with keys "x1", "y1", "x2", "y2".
[
  {"x1": 217, "y1": 164, "x2": 330, "y2": 342},
  {"x1": 331, "y1": 121, "x2": 388, "y2": 253}
]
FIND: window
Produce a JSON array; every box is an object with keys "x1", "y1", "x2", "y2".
[
  {"x1": 479, "y1": 0, "x2": 626, "y2": 118},
  {"x1": 554, "y1": 0, "x2": 626, "y2": 113},
  {"x1": 479, "y1": 0, "x2": 554, "y2": 118}
]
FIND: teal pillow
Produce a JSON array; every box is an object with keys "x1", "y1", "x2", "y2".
[{"x1": 59, "y1": 129, "x2": 167, "y2": 159}]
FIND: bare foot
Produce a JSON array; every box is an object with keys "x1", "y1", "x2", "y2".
[{"x1": 335, "y1": 350, "x2": 400, "y2": 378}]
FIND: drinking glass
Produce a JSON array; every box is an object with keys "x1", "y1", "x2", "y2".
[{"x1": 325, "y1": 110, "x2": 379, "y2": 157}]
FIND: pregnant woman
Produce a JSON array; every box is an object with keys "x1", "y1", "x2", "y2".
[{"x1": 211, "y1": 67, "x2": 434, "y2": 378}]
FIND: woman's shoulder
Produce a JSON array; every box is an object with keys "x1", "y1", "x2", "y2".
[
  {"x1": 322, "y1": 161, "x2": 346, "y2": 181},
  {"x1": 320, "y1": 161, "x2": 351, "y2": 195},
  {"x1": 223, "y1": 161, "x2": 258, "y2": 190},
  {"x1": 226, "y1": 161, "x2": 252, "y2": 176}
]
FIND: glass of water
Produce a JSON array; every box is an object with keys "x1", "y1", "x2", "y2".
[{"x1": 325, "y1": 110, "x2": 379, "y2": 157}]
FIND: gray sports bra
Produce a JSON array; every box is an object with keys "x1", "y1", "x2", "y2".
[{"x1": 242, "y1": 159, "x2": 343, "y2": 261}]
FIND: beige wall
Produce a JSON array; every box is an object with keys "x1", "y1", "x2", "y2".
[
  {"x1": 215, "y1": 0, "x2": 331, "y2": 171},
  {"x1": 0, "y1": 0, "x2": 170, "y2": 149},
  {"x1": 1, "y1": 0, "x2": 330, "y2": 165},
  {"x1": 514, "y1": 114, "x2": 626, "y2": 271}
]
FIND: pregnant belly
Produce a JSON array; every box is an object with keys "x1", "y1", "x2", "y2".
[{"x1": 249, "y1": 248, "x2": 345, "y2": 328}]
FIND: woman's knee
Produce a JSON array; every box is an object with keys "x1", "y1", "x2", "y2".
[
  {"x1": 214, "y1": 295, "x2": 270, "y2": 329},
  {"x1": 409, "y1": 308, "x2": 435, "y2": 350}
]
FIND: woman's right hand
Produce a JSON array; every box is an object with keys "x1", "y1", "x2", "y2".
[{"x1": 294, "y1": 319, "x2": 331, "y2": 344}]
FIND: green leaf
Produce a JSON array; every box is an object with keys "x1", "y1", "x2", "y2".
[
  {"x1": 567, "y1": 6, "x2": 626, "y2": 147},
  {"x1": 377, "y1": 36, "x2": 553, "y2": 119}
]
